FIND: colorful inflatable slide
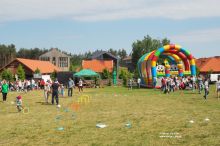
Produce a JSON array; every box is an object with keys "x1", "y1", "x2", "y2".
[{"x1": 137, "y1": 44, "x2": 196, "y2": 88}]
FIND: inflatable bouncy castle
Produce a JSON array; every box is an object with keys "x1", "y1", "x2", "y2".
[{"x1": 137, "y1": 44, "x2": 196, "y2": 88}]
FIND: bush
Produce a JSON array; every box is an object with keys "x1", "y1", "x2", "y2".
[
  {"x1": 108, "y1": 78, "x2": 112, "y2": 86},
  {"x1": 123, "y1": 77, "x2": 127, "y2": 86},
  {"x1": 102, "y1": 68, "x2": 111, "y2": 79},
  {"x1": 119, "y1": 68, "x2": 133, "y2": 86},
  {"x1": 17, "y1": 64, "x2": 25, "y2": 80},
  {"x1": 1, "y1": 69, "x2": 14, "y2": 81},
  {"x1": 51, "y1": 70, "x2": 57, "y2": 81}
]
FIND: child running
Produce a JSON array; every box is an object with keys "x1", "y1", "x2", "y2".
[
  {"x1": 16, "y1": 95, "x2": 23, "y2": 112},
  {"x1": 60, "y1": 84, "x2": 65, "y2": 97}
]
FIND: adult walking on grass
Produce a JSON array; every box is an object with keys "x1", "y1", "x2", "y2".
[
  {"x1": 1, "y1": 80, "x2": 9, "y2": 102},
  {"x1": 198, "y1": 75, "x2": 203, "y2": 94},
  {"x1": 78, "y1": 79, "x2": 83, "y2": 92},
  {"x1": 191, "y1": 76, "x2": 196, "y2": 92},
  {"x1": 68, "y1": 78, "x2": 75, "y2": 97},
  {"x1": 44, "y1": 80, "x2": 51, "y2": 104},
  {"x1": 216, "y1": 78, "x2": 220, "y2": 100},
  {"x1": 51, "y1": 79, "x2": 60, "y2": 105},
  {"x1": 203, "y1": 78, "x2": 209, "y2": 100}
]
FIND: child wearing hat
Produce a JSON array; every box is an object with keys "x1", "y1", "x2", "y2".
[{"x1": 16, "y1": 95, "x2": 23, "y2": 112}]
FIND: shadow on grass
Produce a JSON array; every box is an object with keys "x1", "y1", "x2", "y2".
[
  {"x1": 184, "y1": 92, "x2": 198, "y2": 95},
  {"x1": 35, "y1": 102, "x2": 52, "y2": 105},
  {"x1": 8, "y1": 111, "x2": 20, "y2": 114}
]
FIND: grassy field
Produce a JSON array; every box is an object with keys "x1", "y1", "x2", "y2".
[{"x1": 0, "y1": 86, "x2": 220, "y2": 146}]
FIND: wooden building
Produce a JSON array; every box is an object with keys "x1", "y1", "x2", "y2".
[
  {"x1": 0, "y1": 58, "x2": 60, "y2": 79},
  {"x1": 82, "y1": 59, "x2": 114, "y2": 73},
  {"x1": 121, "y1": 56, "x2": 134, "y2": 72},
  {"x1": 84, "y1": 51, "x2": 119, "y2": 85},
  {"x1": 88, "y1": 51, "x2": 119, "y2": 73},
  {"x1": 39, "y1": 48, "x2": 70, "y2": 71}
]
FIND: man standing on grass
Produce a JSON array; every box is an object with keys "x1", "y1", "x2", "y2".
[
  {"x1": 203, "y1": 78, "x2": 209, "y2": 100},
  {"x1": 68, "y1": 78, "x2": 75, "y2": 97},
  {"x1": 216, "y1": 78, "x2": 220, "y2": 100},
  {"x1": 191, "y1": 76, "x2": 196, "y2": 92},
  {"x1": 198, "y1": 75, "x2": 203, "y2": 94},
  {"x1": 51, "y1": 79, "x2": 60, "y2": 105}
]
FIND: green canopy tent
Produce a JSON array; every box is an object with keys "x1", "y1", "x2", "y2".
[
  {"x1": 74, "y1": 69, "x2": 99, "y2": 77},
  {"x1": 74, "y1": 69, "x2": 100, "y2": 87}
]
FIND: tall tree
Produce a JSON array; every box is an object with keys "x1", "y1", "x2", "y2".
[
  {"x1": 118, "y1": 48, "x2": 127, "y2": 60},
  {"x1": 17, "y1": 48, "x2": 48, "y2": 59},
  {"x1": 131, "y1": 35, "x2": 170, "y2": 69},
  {"x1": 84, "y1": 51, "x2": 92, "y2": 59},
  {"x1": 17, "y1": 64, "x2": 25, "y2": 80},
  {"x1": 108, "y1": 48, "x2": 118, "y2": 57},
  {"x1": 0, "y1": 44, "x2": 16, "y2": 68}
]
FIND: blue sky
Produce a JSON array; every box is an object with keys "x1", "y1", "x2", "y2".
[{"x1": 0, "y1": 0, "x2": 220, "y2": 58}]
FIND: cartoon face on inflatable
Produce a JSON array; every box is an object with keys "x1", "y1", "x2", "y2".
[
  {"x1": 170, "y1": 65, "x2": 178, "y2": 71},
  {"x1": 156, "y1": 65, "x2": 165, "y2": 73}
]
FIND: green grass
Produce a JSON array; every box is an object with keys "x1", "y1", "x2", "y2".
[{"x1": 1, "y1": 86, "x2": 220, "y2": 146}]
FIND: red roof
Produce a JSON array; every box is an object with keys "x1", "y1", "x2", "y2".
[
  {"x1": 16, "y1": 58, "x2": 60, "y2": 74},
  {"x1": 196, "y1": 58, "x2": 210, "y2": 69},
  {"x1": 196, "y1": 57, "x2": 220, "y2": 73},
  {"x1": 82, "y1": 59, "x2": 114, "y2": 73}
]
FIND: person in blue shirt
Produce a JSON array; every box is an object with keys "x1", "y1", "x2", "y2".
[{"x1": 68, "y1": 78, "x2": 74, "y2": 97}]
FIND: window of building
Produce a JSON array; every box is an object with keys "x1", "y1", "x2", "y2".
[
  {"x1": 40, "y1": 57, "x2": 50, "y2": 61},
  {"x1": 52, "y1": 57, "x2": 56, "y2": 65},
  {"x1": 59, "y1": 57, "x2": 68, "y2": 67}
]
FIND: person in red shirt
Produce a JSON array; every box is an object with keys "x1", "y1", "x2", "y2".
[
  {"x1": 40, "y1": 79, "x2": 45, "y2": 89},
  {"x1": 161, "y1": 77, "x2": 167, "y2": 93}
]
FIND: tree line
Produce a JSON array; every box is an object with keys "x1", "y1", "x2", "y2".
[{"x1": 0, "y1": 35, "x2": 170, "y2": 75}]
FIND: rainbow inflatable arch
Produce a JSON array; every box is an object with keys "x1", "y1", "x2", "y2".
[{"x1": 137, "y1": 44, "x2": 196, "y2": 88}]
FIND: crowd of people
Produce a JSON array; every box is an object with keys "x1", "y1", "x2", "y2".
[
  {"x1": 160, "y1": 76, "x2": 196, "y2": 93},
  {"x1": 160, "y1": 75, "x2": 220, "y2": 100},
  {"x1": 126, "y1": 74, "x2": 220, "y2": 100},
  {"x1": 43, "y1": 78, "x2": 84, "y2": 105},
  {"x1": 0, "y1": 79, "x2": 50, "y2": 93},
  {"x1": 1, "y1": 75, "x2": 220, "y2": 112},
  {"x1": 0, "y1": 78, "x2": 84, "y2": 110}
]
